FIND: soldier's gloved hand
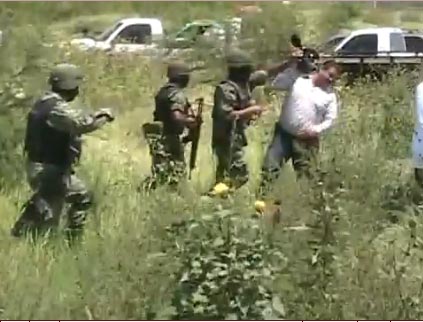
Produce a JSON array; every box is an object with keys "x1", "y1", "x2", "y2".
[{"x1": 95, "y1": 108, "x2": 115, "y2": 122}]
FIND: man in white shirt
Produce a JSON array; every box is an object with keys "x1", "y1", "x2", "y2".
[
  {"x1": 258, "y1": 60, "x2": 341, "y2": 199},
  {"x1": 412, "y1": 81, "x2": 423, "y2": 186}
]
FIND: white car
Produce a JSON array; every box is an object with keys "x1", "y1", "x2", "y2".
[{"x1": 70, "y1": 18, "x2": 165, "y2": 54}]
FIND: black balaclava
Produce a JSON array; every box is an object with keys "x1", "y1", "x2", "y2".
[
  {"x1": 53, "y1": 86, "x2": 79, "y2": 102},
  {"x1": 170, "y1": 75, "x2": 190, "y2": 88},
  {"x1": 228, "y1": 65, "x2": 253, "y2": 84}
]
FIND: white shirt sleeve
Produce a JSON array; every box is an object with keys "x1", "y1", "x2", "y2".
[
  {"x1": 416, "y1": 83, "x2": 423, "y2": 127},
  {"x1": 312, "y1": 93, "x2": 338, "y2": 134}
]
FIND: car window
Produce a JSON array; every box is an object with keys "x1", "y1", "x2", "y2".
[
  {"x1": 323, "y1": 36, "x2": 345, "y2": 52},
  {"x1": 405, "y1": 35, "x2": 423, "y2": 53},
  {"x1": 116, "y1": 24, "x2": 153, "y2": 44},
  {"x1": 340, "y1": 34, "x2": 377, "y2": 55},
  {"x1": 390, "y1": 32, "x2": 406, "y2": 52},
  {"x1": 175, "y1": 24, "x2": 199, "y2": 40},
  {"x1": 96, "y1": 22, "x2": 123, "y2": 42}
]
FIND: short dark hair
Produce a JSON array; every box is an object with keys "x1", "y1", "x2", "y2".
[
  {"x1": 302, "y1": 47, "x2": 319, "y2": 60},
  {"x1": 322, "y1": 60, "x2": 341, "y2": 74}
]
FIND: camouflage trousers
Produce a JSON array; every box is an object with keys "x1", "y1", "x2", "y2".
[
  {"x1": 213, "y1": 132, "x2": 248, "y2": 189},
  {"x1": 11, "y1": 161, "x2": 92, "y2": 241},
  {"x1": 142, "y1": 132, "x2": 186, "y2": 191}
]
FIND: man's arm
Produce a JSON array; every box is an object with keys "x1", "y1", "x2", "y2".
[
  {"x1": 311, "y1": 94, "x2": 338, "y2": 134},
  {"x1": 269, "y1": 67, "x2": 299, "y2": 92},
  {"x1": 47, "y1": 100, "x2": 111, "y2": 135},
  {"x1": 169, "y1": 90, "x2": 197, "y2": 129},
  {"x1": 264, "y1": 59, "x2": 293, "y2": 78},
  {"x1": 215, "y1": 85, "x2": 262, "y2": 121}
]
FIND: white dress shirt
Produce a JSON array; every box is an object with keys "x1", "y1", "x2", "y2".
[
  {"x1": 412, "y1": 82, "x2": 423, "y2": 168},
  {"x1": 278, "y1": 76, "x2": 338, "y2": 136}
]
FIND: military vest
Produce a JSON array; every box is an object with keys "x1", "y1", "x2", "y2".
[
  {"x1": 153, "y1": 83, "x2": 190, "y2": 136},
  {"x1": 24, "y1": 92, "x2": 81, "y2": 168},
  {"x1": 212, "y1": 80, "x2": 251, "y2": 147}
]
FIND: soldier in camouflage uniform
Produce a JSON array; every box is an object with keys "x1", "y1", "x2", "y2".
[
  {"x1": 11, "y1": 63, "x2": 114, "y2": 241},
  {"x1": 142, "y1": 62, "x2": 198, "y2": 190},
  {"x1": 211, "y1": 49, "x2": 264, "y2": 190}
]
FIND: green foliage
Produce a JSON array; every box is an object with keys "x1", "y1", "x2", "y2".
[
  {"x1": 400, "y1": 10, "x2": 422, "y2": 23},
  {"x1": 164, "y1": 209, "x2": 286, "y2": 320},
  {"x1": 317, "y1": 2, "x2": 364, "y2": 38},
  {"x1": 240, "y1": 4, "x2": 301, "y2": 61},
  {"x1": 0, "y1": 2, "x2": 423, "y2": 321},
  {"x1": 363, "y1": 8, "x2": 397, "y2": 26}
]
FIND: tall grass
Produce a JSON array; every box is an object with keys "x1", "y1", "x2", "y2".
[{"x1": 1, "y1": 1, "x2": 423, "y2": 319}]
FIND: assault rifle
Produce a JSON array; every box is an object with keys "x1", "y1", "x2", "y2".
[{"x1": 187, "y1": 97, "x2": 204, "y2": 179}]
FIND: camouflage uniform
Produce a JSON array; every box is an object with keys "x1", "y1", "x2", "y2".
[
  {"x1": 211, "y1": 50, "x2": 253, "y2": 189},
  {"x1": 142, "y1": 63, "x2": 192, "y2": 190},
  {"x1": 11, "y1": 64, "x2": 113, "y2": 241}
]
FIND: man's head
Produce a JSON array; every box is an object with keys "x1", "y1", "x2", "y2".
[
  {"x1": 49, "y1": 63, "x2": 84, "y2": 102},
  {"x1": 167, "y1": 61, "x2": 191, "y2": 88},
  {"x1": 296, "y1": 47, "x2": 320, "y2": 74},
  {"x1": 314, "y1": 60, "x2": 341, "y2": 89},
  {"x1": 287, "y1": 34, "x2": 319, "y2": 74},
  {"x1": 226, "y1": 48, "x2": 254, "y2": 84}
]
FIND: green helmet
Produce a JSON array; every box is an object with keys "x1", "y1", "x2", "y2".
[
  {"x1": 226, "y1": 49, "x2": 253, "y2": 68},
  {"x1": 48, "y1": 63, "x2": 83, "y2": 90},
  {"x1": 167, "y1": 61, "x2": 190, "y2": 79},
  {"x1": 249, "y1": 70, "x2": 268, "y2": 86}
]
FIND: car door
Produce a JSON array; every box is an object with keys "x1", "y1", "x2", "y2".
[
  {"x1": 405, "y1": 35, "x2": 423, "y2": 53},
  {"x1": 112, "y1": 24, "x2": 154, "y2": 53},
  {"x1": 337, "y1": 34, "x2": 378, "y2": 56}
]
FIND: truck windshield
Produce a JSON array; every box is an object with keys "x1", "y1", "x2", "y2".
[
  {"x1": 390, "y1": 32, "x2": 406, "y2": 52},
  {"x1": 323, "y1": 36, "x2": 345, "y2": 52},
  {"x1": 96, "y1": 22, "x2": 123, "y2": 42}
]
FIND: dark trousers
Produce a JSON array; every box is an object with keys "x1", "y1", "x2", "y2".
[
  {"x1": 212, "y1": 132, "x2": 249, "y2": 189},
  {"x1": 258, "y1": 123, "x2": 319, "y2": 198},
  {"x1": 415, "y1": 168, "x2": 423, "y2": 188}
]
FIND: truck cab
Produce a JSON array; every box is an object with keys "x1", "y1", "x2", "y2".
[
  {"x1": 70, "y1": 18, "x2": 164, "y2": 54},
  {"x1": 333, "y1": 27, "x2": 406, "y2": 56}
]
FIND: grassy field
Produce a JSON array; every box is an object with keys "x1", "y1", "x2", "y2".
[{"x1": 1, "y1": 1, "x2": 423, "y2": 320}]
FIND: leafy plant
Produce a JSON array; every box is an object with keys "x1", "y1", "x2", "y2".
[{"x1": 164, "y1": 209, "x2": 287, "y2": 320}]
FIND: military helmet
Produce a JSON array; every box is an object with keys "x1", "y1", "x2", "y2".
[
  {"x1": 167, "y1": 61, "x2": 190, "y2": 79},
  {"x1": 48, "y1": 63, "x2": 83, "y2": 90},
  {"x1": 226, "y1": 49, "x2": 253, "y2": 68},
  {"x1": 249, "y1": 70, "x2": 268, "y2": 85}
]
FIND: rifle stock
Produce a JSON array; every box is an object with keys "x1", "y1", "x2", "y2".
[{"x1": 188, "y1": 97, "x2": 204, "y2": 179}]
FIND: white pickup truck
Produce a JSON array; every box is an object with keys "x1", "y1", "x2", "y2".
[
  {"x1": 318, "y1": 27, "x2": 423, "y2": 79},
  {"x1": 70, "y1": 18, "x2": 165, "y2": 55},
  {"x1": 320, "y1": 28, "x2": 423, "y2": 64}
]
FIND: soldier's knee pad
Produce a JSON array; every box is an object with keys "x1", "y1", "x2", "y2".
[
  {"x1": 70, "y1": 191, "x2": 93, "y2": 210},
  {"x1": 77, "y1": 192, "x2": 93, "y2": 210}
]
